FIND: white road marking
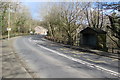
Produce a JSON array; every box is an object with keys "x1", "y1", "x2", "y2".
[
  {"x1": 29, "y1": 37, "x2": 120, "y2": 77},
  {"x1": 38, "y1": 45, "x2": 120, "y2": 77}
]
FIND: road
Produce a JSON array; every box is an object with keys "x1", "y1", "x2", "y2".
[{"x1": 13, "y1": 35, "x2": 120, "y2": 78}]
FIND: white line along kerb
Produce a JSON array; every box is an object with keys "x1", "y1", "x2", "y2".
[
  {"x1": 29, "y1": 37, "x2": 120, "y2": 77},
  {"x1": 37, "y1": 45, "x2": 120, "y2": 77}
]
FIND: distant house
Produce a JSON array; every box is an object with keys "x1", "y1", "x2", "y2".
[
  {"x1": 80, "y1": 27, "x2": 107, "y2": 50},
  {"x1": 34, "y1": 26, "x2": 48, "y2": 35}
]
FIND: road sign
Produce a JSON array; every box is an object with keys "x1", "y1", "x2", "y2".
[
  {"x1": 30, "y1": 31, "x2": 33, "y2": 34},
  {"x1": 7, "y1": 27, "x2": 11, "y2": 40},
  {"x1": 7, "y1": 27, "x2": 11, "y2": 31}
]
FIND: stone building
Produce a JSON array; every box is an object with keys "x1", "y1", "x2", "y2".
[
  {"x1": 80, "y1": 27, "x2": 107, "y2": 50},
  {"x1": 34, "y1": 26, "x2": 48, "y2": 35}
]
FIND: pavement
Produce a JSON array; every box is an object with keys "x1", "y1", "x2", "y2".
[
  {"x1": 1, "y1": 37, "x2": 37, "y2": 78},
  {"x1": 12, "y1": 35, "x2": 120, "y2": 78}
]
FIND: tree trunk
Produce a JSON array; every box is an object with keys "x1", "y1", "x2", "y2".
[{"x1": 67, "y1": 33, "x2": 73, "y2": 45}]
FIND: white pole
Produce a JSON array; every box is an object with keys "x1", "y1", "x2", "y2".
[{"x1": 8, "y1": 3, "x2": 10, "y2": 40}]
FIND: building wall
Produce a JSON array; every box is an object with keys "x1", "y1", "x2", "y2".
[
  {"x1": 35, "y1": 26, "x2": 48, "y2": 35},
  {"x1": 97, "y1": 34, "x2": 107, "y2": 51},
  {"x1": 81, "y1": 33, "x2": 97, "y2": 47}
]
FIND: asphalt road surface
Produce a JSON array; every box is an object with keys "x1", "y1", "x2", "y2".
[{"x1": 13, "y1": 35, "x2": 120, "y2": 78}]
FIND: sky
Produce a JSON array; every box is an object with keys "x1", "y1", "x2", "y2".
[
  {"x1": 22, "y1": 2, "x2": 47, "y2": 20},
  {"x1": 21, "y1": 0, "x2": 120, "y2": 20}
]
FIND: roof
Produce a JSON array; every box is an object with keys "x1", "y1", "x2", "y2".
[{"x1": 80, "y1": 27, "x2": 107, "y2": 34}]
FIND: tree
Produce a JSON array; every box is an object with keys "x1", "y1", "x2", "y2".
[
  {"x1": 103, "y1": 2, "x2": 120, "y2": 48},
  {"x1": 83, "y1": 2, "x2": 105, "y2": 29},
  {"x1": 40, "y1": 2, "x2": 86, "y2": 45},
  {"x1": 40, "y1": 2, "x2": 119, "y2": 49},
  {"x1": 103, "y1": 2, "x2": 120, "y2": 11},
  {"x1": 0, "y1": 1, "x2": 33, "y2": 36},
  {"x1": 0, "y1": 2, "x2": 10, "y2": 35},
  {"x1": 106, "y1": 13, "x2": 120, "y2": 48}
]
